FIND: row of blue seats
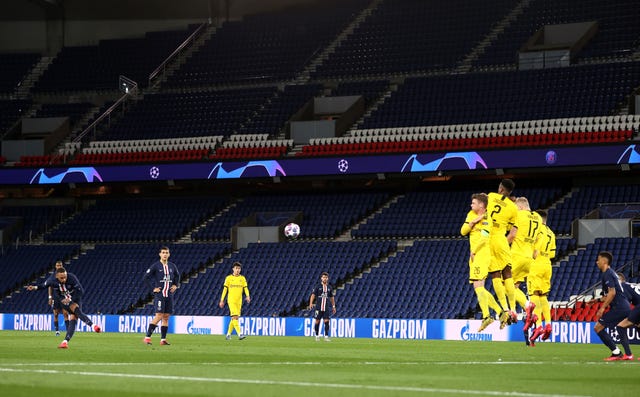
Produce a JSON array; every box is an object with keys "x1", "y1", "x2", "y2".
[
  {"x1": 2, "y1": 236, "x2": 637, "y2": 318},
  {"x1": 4, "y1": 181, "x2": 629, "y2": 247}
]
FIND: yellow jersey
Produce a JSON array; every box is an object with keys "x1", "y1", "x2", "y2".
[
  {"x1": 511, "y1": 210, "x2": 543, "y2": 258},
  {"x1": 221, "y1": 274, "x2": 249, "y2": 304},
  {"x1": 487, "y1": 192, "x2": 517, "y2": 240},
  {"x1": 529, "y1": 224, "x2": 556, "y2": 294},
  {"x1": 461, "y1": 210, "x2": 492, "y2": 254}
]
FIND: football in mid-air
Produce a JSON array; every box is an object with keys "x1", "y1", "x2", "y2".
[{"x1": 284, "y1": 222, "x2": 300, "y2": 239}]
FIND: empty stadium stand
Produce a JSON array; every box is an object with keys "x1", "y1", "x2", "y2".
[
  {"x1": 32, "y1": 25, "x2": 199, "y2": 92},
  {"x1": 1, "y1": 0, "x2": 640, "y2": 323},
  {"x1": 0, "y1": 53, "x2": 40, "y2": 93}
]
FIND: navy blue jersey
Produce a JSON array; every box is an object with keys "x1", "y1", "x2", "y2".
[
  {"x1": 47, "y1": 272, "x2": 85, "y2": 303},
  {"x1": 45, "y1": 272, "x2": 56, "y2": 285},
  {"x1": 34, "y1": 272, "x2": 58, "y2": 290},
  {"x1": 44, "y1": 273, "x2": 63, "y2": 310},
  {"x1": 311, "y1": 283, "x2": 335, "y2": 312},
  {"x1": 143, "y1": 260, "x2": 180, "y2": 297},
  {"x1": 602, "y1": 268, "x2": 631, "y2": 311},
  {"x1": 622, "y1": 282, "x2": 640, "y2": 306}
]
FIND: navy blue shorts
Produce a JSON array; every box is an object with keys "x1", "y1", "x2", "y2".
[
  {"x1": 314, "y1": 309, "x2": 331, "y2": 320},
  {"x1": 52, "y1": 299, "x2": 64, "y2": 312},
  {"x1": 59, "y1": 299, "x2": 81, "y2": 313},
  {"x1": 599, "y1": 307, "x2": 630, "y2": 328},
  {"x1": 153, "y1": 295, "x2": 174, "y2": 314}
]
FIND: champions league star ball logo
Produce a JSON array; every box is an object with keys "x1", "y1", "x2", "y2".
[
  {"x1": 149, "y1": 166, "x2": 160, "y2": 179},
  {"x1": 337, "y1": 159, "x2": 349, "y2": 173},
  {"x1": 545, "y1": 150, "x2": 557, "y2": 165}
]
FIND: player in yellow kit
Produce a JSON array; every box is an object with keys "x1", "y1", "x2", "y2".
[
  {"x1": 510, "y1": 197, "x2": 542, "y2": 312},
  {"x1": 527, "y1": 210, "x2": 556, "y2": 344},
  {"x1": 219, "y1": 262, "x2": 251, "y2": 340},
  {"x1": 461, "y1": 193, "x2": 503, "y2": 332},
  {"x1": 487, "y1": 179, "x2": 518, "y2": 328}
]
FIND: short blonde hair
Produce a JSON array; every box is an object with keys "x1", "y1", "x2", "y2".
[{"x1": 515, "y1": 197, "x2": 530, "y2": 210}]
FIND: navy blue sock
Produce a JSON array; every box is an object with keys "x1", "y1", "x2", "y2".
[
  {"x1": 64, "y1": 320, "x2": 69, "y2": 330},
  {"x1": 65, "y1": 319, "x2": 77, "y2": 341},
  {"x1": 314, "y1": 322, "x2": 320, "y2": 336},
  {"x1": 72, "y1": 306, "x2": 92, "y2": 326},
  {"x1": 146, "y1": 323, "x2": 157, "y2": 338},
  {"x1": 53, "y1": 317, "x2": 59, "y2": 331},
  {"x1": 161, "y1": 326, "x2": 168, "y2": 339},
  {"x1": 617, "y1": 326, "x2": 632, "y2": 356},
  {"x1": 324, "y1": 321, "x2": 330, "y2": 337},
  {"x1": 597, "y1": 329, "x2": 618, "y2": 352}
]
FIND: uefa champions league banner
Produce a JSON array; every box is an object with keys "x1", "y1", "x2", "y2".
[
  {"x1": 3, "y1": 313, "x2": 639, "y2": 344},
  {"x1": 1, "y1": 143, "x2": 639, "y2": 185}
]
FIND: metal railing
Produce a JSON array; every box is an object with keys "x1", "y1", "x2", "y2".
[
  {"x1": 45, "y1": 79, "x2": 136, "y2": 166},
  {"x1": 72, "y1": 92, "x2": 131, "y2": 145},
  {"x1": 148, "y1": 22, "x2": 208, "y2": 89},
  {"x1": 47, "y1": 24, "x2": 208, "y2": 166},
  {"x1": 50, "y1": 96, "x2": 122, "y2": 165}
]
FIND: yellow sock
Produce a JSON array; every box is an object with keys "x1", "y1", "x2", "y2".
[
  {"x1": 485, "y1": 289, "x2": 503, "y2": 315},
  {"x1": 475, "y1": 287, "x2": 490, "y2": 318},
  {"x1": 541, "y1": 296, "x2": 551, "y2": 324},
  {"x1": 503, "y1": 277, "x2": 516, "y2": 311},
  {"x1": 514, "y1": 288, "x2": 528, "y2": 311},
  {"x1": 232, "y1": 318, "x2": 242, "y2": 335},
  {"x1": 227, "y1": 320, "x2": 234, "y2": 336},
  {"x1": 491, "y1": 278, "x2": 508, "y2": 312}
]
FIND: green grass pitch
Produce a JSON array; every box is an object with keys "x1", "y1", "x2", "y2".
[{"x1": 0, "y1": 331, "x2": 637, "y2": 397}]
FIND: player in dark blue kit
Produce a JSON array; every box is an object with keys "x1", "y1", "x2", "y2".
[
  {"x1": 143, "y1": 246, "x2": 180, "y2": 345},
  {"x1": 593, "y1": 252, "x2": 633, "y2": 361},
  {"x1": 308, "y1": 272, "x2": 336, "y2": 341},
  {"x1": 48, "y1": 261, "x2": 70, "y2": 336},
  {"x1": 26, "y1": 260, "x2": 69, "y2": 335},
  {"x1": 615, "y1": 272, "x2": 640, "y2": 355},
  {"x1": 29, "y1": 267, "x2": 101, "y2": 348},
  {"x1": 616, "y1": 272, "x2": 640, "y2": 308}
]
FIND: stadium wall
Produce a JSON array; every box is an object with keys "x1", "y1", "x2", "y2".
[
  {"x1": 3, "y1": 313, "x2": 638, "y2": 345},
  {"x1": 0, "y1": 0, "x2": 318, "y2": 51}
]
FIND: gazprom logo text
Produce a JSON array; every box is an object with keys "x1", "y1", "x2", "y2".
[
  {"x1": 461, "y1": 321, "x2": 492, "y2": 341},
  {"x1": 187, "y1": 317, "x2": 212, "y2": 335}
]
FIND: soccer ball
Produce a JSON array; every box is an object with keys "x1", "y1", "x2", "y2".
[{"x1": 284, "y1": 222, "x2": 300, "y2": 239}]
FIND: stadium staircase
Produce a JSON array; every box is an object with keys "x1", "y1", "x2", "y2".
[
  {"x1": 337, "y1": 193, "x2": 405, "y2": 240},
  {"x1": 147, "y1": 23, "x2": 216, "y2": 92},
  {"x1": 456, "y1": 0, "x2": 532, "y2": 73},
  {"x1": 295, "y1": 0, "x2": 384, "y2": 84},
  {"x1": 15, "y1": 56, "x2": 53, "y2": 99},
  {"x1": 178, "y1": 199, "x2": 242, "y2": 243},
  {"x1": 350, "y1": 82, "x2": 401, "y2": 131}
]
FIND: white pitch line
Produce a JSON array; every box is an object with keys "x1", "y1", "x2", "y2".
[
  {"x1": 0, "y1": 367, "x2": 592, "y2": 397},
  {"x1": 7, "y1": 361, "x2": 616, "y2": 366}
]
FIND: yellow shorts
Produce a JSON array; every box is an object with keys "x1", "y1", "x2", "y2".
[
  {"x1": 469, "y1": 247, "x2": 490, "y2": 282},
  {"x1": 228, "y1": 301, "x2": 243, "y2": 317},
  {"x1": 511, "y1": 254, "x2": 532, "y2": 284},
  {"x1": 489, "y1": 237, "x2": 512, "y2": 273},
  {"x1": 528, "y1": 261, "x2": 552, "y2": 294}
]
